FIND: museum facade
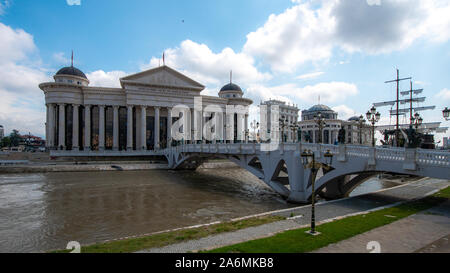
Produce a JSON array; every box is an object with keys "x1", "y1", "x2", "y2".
[{"x1": 39, "y1": 65, "x2": 252, "y2": 153}]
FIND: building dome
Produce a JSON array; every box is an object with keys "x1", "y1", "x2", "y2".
[
  {"x1": 56, "y1": 66, "x2": 88, "y2": 79},
  {"x1": 220, "y1": 83, "x2": 242, "y2": 92},
  {"x1": 348, "y1": 116, "x2": 361, "y2": 122},
  {"x1": 308, "y1": 104, "x2": 332, "y2": 112}
]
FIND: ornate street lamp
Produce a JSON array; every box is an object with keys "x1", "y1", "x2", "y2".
[
  {"x1": 412, "y1": 112, "x2": 423, "y2": 130},
  {"x1": 443, "y1": 107, "x2": 450, "y2": 121},
  {"x1": 366, "y1": 107, "x2": 381, "y2": 147},
  {"x1": 279, "y1": 117, "x2": 288, "y2": 143},
  {"x1": 357, "y1": 115, "x2": 366, "y2": 145},
  {"x1": 314, "y1": 112, "x2": 326, "y2": 144},
  {"x1": 301, "y1": 149, "x2": 333, "y2": 235},
  {"x1": 289, "y1": 122, "x2": 299, "y2": 143}
]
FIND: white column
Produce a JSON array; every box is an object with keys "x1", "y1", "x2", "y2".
[
  {"x1": 47, "y1": 104, "x2": 55, "y2": 149},
  {"x1": 84, "y1": 105, "x2": 91, "y2": 150},
  {"x1": 113, "y1": 106, "x2": 119, "y2": 151},
  {"x1": 141, "y1": 106, "x2": 147, "y2": 150},
  {"x1": 245, "y1": 114, "x2": 248, "y2": 143},
  {"x1": 72, "y1": 104, "x2": 79, "y2": 150},
  {"x1": 154, "y1": 107, "x2": 160, "y2": 149},
  {"x1": 98, "y1": 105, "x2": 105, "y2": 151},
  {"x1": 127, "y1": 105, "x2": 133, "y2": 150},
  {"x1": 237, "y1": 113, "x2": 243, "y2": 142},
  {"x1": 167, "y1": 107, "x2": 172, "y2": 147},
  {"x1": 312, "y1": 130, "x2": 316, "y2": 143},
  {"x1": 58, "y1": 104, "x2": 65, "y2": 150},
  {"x1": 45, "y1": 104, "x2": 50, "y2": 148}
]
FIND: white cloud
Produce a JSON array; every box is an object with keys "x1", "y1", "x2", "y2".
[
  {"x1": 436, "y1": 88, "x2": 450, "y2": 101},
  {"x1": 247, "y1": 81, "x2": 358, "y2": 105},
  {"x1": 296, "y1": 71, "x2": 324, "y2": 80},
  {"x1": 243, "y1": 0, "x2": 450, "y2": 72},
  {"x1": 243, "y1": 2, "x2": 335, "y2": 73},
  {"x1": 0, "y1": 23, "x2": 50, "y2": 137},
  {"x1": 86, "y1": 70, "x2": 128, "y2": 88},
  {"x1": 366, "y1": 0, "x2": 381, "y2": 6},
  {"x1": 143, "y1": 40, "x2": 271, "y2": 86},
  {"x1": 53, "y1": 52, "x2": 70, "y2": 65},
  {"x1": 66, "y1": 0, "x2": 81, "y2": 6},
  {"x1": 332, "y1": 105, "x2": 359, "y2": 120},
  {"x1": 0, "y1": 1, "x2": 10, "y2": 15}
]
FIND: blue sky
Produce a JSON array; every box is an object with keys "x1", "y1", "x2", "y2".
[{"x1": 0, "y1": 0, "x2": 449, "y2": 141}]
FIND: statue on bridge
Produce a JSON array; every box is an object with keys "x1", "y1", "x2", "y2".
[{"x1": 338, "y1": 128, "x2": 346, "y2": 144}]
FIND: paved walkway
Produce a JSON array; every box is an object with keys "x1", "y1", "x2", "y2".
[
  {"x1": 137, "y1": 178, "x2": 449, "y2": 253},
  {"x1": 314, "y1": 200, "x2": 450, "y2": 253}
]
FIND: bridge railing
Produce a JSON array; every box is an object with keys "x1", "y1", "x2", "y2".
[{"x1": 168, "y1": 142, "x2": 450, "y2": 169}]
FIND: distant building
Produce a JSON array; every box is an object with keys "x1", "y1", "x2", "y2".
[
  {"x1": 20, "y1": 134, "x2": 45, "y2": 148},
  {"x1": 298, "y1": 104, "x2": 372, "y2": 145},
  {"x1": 0, "y1": 125, "x2": 3, "y2": 139},
  {"x1": 260, "y1": 99, "x2": 299, "y2": 142}
]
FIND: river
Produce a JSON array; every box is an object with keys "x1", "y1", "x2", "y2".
[{"x1": 0, "y1": 168, "x2": 399, "y2": 252}]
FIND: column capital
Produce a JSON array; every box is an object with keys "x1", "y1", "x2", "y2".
[
  {"x1": 72, "y1": 103, "x2": 80, "y2": 107},
  {"x1": 58, "y1": 103, "x2": 65, "y2": 107},
  {"x1": 98, "y1": 104, "x2": 106, "y2": 108},
  {"x1": 113, "y1": 105, "x2": 120, "y2": 109}
]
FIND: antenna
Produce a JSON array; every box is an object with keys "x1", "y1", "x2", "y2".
[
  {"x1": 71, "y1": 50, "x2": 74, "y2": 67},
  {"x1": 230, "y1": 70, "x2": 232, "y2": 84}
]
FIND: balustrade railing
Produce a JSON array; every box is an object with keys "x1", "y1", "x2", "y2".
[{"x1": 167, "y1": 143, "x2": 450, "y2": 169}]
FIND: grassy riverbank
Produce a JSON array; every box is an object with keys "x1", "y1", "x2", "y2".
[
  {"x1": 205, "y1": 186, "x2": 450, "y2": 253},
  {"x1": 51, "y1": 215, "x2": 284, "y2": 253}
]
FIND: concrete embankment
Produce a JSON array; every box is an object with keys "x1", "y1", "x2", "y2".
[{"x1": 0, "y1": 160, "x2": 238, "y2": 173}]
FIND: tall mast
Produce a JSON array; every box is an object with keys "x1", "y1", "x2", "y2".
[
  {"x1": 410, "y1": 81, "x2": 413, "y2": 125},
  {"x1": 384, "y1": 69, "x2": 411, "y2": 146}
]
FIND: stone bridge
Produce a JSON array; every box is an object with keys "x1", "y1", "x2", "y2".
[{"x1": 164, "y1": 143, "x2": 450, "y2": 203}]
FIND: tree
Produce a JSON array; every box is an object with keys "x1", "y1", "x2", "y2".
[
  {"x1": 1, "y1": 136, "x2": 11, "y2": 148},
  {"x1": 9, "y1": 130, "x2": 20, "y2": 147}
]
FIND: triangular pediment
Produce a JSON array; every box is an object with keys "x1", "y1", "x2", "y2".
[{"x1": 120, "y1": 65, "x2": 205, "y2": 91}]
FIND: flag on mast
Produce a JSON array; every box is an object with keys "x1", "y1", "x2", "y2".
[
  {"x1": 71, "y1": 50, "x2": 74, "y2": 67},
  {"x1": 163, "y1": 52, "x2": 165, "y2": 65}
]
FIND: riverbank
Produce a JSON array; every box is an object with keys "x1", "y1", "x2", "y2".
[
  {"x1": 50, "y1": 178, "x2": 448, "y2": 253},
  {"x1": 0, "y1": 160, "x2": 238, "y2": 173}
]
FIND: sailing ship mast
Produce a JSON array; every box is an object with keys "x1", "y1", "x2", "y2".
[
  {"x1": 373, "y1": 69, "x2": 438, "y2": 146},
  {"x1": 381, "y1": 69, "x2": 411, "y2": 146}
]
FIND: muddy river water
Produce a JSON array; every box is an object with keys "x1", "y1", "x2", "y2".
[{"x1": 0, "y1": 168, "x2": 399, "y2": 252}]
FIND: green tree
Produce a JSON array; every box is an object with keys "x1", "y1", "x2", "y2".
[
  {"x1": 9, "y1": 129, "x2": 20, "y2": 147},
  {"x1": 1, "y1": 136, "x2": 11, "y2": 148}
]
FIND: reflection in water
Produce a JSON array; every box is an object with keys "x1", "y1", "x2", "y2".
[{"x1": 0, "y1": 169, "x2": 399, "y2": 252}]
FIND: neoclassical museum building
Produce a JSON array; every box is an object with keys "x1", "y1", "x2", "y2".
[
  {"x1": 299, "y1": 104, "x2": 373, "y2": 145},
  {"x1": 39, "y1": 65, "x2": 252, "y2": 154}
]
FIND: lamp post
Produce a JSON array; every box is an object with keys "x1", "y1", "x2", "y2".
[
  {"x1": 250, "y1": 120, "x2": 259, "y2": 143},
  {"x1": 301, "y1": 149, "x2": 333, "y2": 235},
  {"x1": 279, "y1": 117, "x2": 288, "y2": 143},
  {"x1": 366, "y1": 106, "x2": 381, "y2": 147},
  {"x1": 357, "y1": 115, "x2": 366, "y2": 145},
  {"x1": 314, "y1": 112, "x2": 326, "y2": 144},
  {"x1": 443, "y1": 107, "x2": 450, "y2": 121},
  {"x1": 289, "y1": 123, "x2": 299, "y2": 143},
  {"x1": 412, "y1": 112, "x2": 423, "y2": 130}
]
